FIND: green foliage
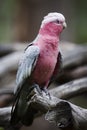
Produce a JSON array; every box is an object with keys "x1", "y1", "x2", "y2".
[
  {"x1": 0, "y1": 0, "x2": 16, "y2": 43},
  {"x1": 0, "y1": 127, "x2": 4, "y2": 130},
  {"x1": 75, "y1": 16, "x2": 87, "y2": 43},
  {"x1": 75, "y1": 0, "x2": 87, "y2": 43}
]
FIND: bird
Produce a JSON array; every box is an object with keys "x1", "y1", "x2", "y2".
[{"x1": 10, "y1": 12, "x2": 67, "y2": 126}]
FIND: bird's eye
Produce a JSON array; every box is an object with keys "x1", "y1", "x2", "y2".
[{"x1": 56, "y1": 20, "x2": 60, "y2": 24}]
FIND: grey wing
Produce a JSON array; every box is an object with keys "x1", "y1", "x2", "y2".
[{"x1": 14, "y1": 45, "x2": 40, "y2": 93}]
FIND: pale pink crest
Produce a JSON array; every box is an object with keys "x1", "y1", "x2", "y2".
[{"x1": 41, "y1": 12, "x2": 66, "y2": 28}]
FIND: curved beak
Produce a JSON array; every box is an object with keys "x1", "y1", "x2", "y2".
[{"x1": 63, "y1": 22, "x2": 67, "y2": 29}]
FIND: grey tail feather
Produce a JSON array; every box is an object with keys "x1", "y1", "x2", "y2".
[
  {"x1": 21, "y1": 106, "x2": 37, "y2": 126},
  {"x1": 11, "y1": 99, "x2": 37, "y2": 126},
  {"x1": 10, "y1": 80, "x2": 37, "y2": 126},
  {"x1": 10, "y1": 97, "x2": 20, "y2": 125}
]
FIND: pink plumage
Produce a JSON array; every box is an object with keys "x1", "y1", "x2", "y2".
[{"x1": 31, "y1": 13, "x2": 66, "y2": 87}]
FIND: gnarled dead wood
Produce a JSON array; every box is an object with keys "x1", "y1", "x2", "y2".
[
  {"x1": 0, "y1": 77, "x2": 87, "y2": 129},
  {"x1": 0, "y1": 88, "x2": 87, "y2": 130}
]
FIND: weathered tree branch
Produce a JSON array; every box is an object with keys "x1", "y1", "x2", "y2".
[
  {"x1": 33, "y1": 93, "x2": 87, "y2": 130},
  {"x1": 30, "y1": 92, "x2": 87, "y2": 130},
  {"x1": 0, "y1": 77, "x2": 87, "y2": 129},
  {"x1": 50, "y1": 77, "x2": 87, "y2": 99},
  {"x1": 63, "y1": 47, "x2": 87, "y2": 69},
  {"x1": 57, "y1": 65, "x2": 87, "y2": 83},
  {"x1": 0, "y1": 106, "x2": 22, "y2": 130},
  {"x1": 0, "y1": 88, "x2": 87, "y2": 130},
  {"x1": 0, "y1": 51, "x2": 22, "y2": 77}
]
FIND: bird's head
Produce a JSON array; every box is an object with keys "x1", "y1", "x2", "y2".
[{"x1": 39, "y1": 12, "x2": 67, "y2": 36}]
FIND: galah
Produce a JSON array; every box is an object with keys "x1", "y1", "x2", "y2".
[{"x1": 11, "y1": 12, "x2": 66, "y2": 126}]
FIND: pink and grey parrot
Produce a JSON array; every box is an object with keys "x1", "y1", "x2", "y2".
[{"x1": 11, "y1": 12, "x2": 66, "y2": 126}]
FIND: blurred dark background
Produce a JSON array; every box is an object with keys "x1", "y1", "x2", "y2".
[
  {"x1": 0, "y1": 0, "x2": 87, "y2": 130},
  {"x1": 0, "y1": 0, "x2": 87, "y2": 44}
]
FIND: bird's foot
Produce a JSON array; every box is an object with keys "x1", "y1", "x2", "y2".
[
  {"x1": 33, "y1": 84, "x2": 42, "y2": 96},
  {"x1": 27, "y1": 84, "x2": 42, "y2": 102},
  {"x1": 42, "y1": 87, "x2": 51, "y2": 99},
  {"x1": 31, "y1": 85, "x2": 51, "y2": 99}
]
